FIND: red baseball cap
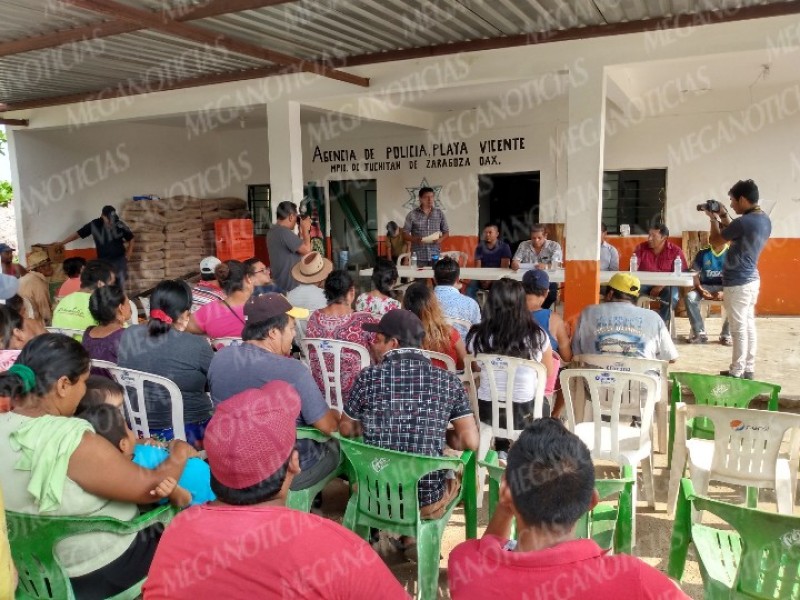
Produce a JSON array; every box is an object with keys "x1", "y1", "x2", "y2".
[{"x1": 204, "y1": 380, "x2": 301, "y2": 489}]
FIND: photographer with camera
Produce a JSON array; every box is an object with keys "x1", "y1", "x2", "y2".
[
  {"x1": 705, "y1": 179, "x2": 771, "y2": 379},
  {"x1": 266, "y1": 200, "x2": 312, "y2": 293}
]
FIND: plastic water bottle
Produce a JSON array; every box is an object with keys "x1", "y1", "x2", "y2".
[
  {"x1": 629, "y1": 254, "x2": 638, "y2": 272},
  {"x1": 410, "y1": 252, "x2": 418, "y2": 267},
  {"x1": 673, "y1": 256, "x2": 682, "y2": 274}
]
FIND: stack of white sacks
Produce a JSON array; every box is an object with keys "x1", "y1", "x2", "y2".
[{"x1": 121, "y1": 196, "x2": 249, "y2": 296}]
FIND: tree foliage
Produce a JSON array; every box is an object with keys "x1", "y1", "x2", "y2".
[{"x1": 0, "y1": 129, "x2": 12, "y2": 207}]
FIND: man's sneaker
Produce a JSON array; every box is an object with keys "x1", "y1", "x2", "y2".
[
  {"x1": 687, "y1": 333, "x2": 708, "y2": 344},
  {"x1": 743, "y1": 371, "x2": 755, "y2": 380},
  {"x1": 720, "y1": 370, "x2": 755, "y2": 380},
  {"x1": 719, "y1": 336, "x2": 733, "y2": 346}
]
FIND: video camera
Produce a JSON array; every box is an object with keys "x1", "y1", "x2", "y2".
[{"x1": 696, "y1": 199, "x2": 721, "y2": 213}]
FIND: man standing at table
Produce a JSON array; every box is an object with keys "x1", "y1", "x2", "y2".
[
  {"x1": 466, "y1": 223, "x2": 512, "y2": 298},
  {"x1": 511, "y1": 223, "x2": 562, "y2": 309},
  {"x1": 633, "y1": 223, "x2": 688, "y2": 329},
  {"x1": 706, "y1": 179, "x2": 771, "y2": 380},
  {"x1": 403, "y1": 187, "x2": 449, "y2": 266}
]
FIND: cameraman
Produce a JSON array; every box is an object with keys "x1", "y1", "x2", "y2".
[
  {"x1": 266, "y1": 200, "x2": 312, "y2": 293},
  {"x1": 706, "y1": 179, "x2": 771, "y2": 379}
]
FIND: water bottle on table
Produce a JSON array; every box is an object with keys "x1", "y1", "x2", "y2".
[
  {"x1": 629, "y1": 254, "x2": 638, "y2": 272},
  {"x1": 673, "y1": 256, "x2": 682, "y2": 274},
  {"x1": 410, "y1": 252, "x2": 418, "y2": 268}
]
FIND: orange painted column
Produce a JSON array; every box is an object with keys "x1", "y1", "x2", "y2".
[{"x1": 564, "y1": 260, "x2": 600, "y2": 329}]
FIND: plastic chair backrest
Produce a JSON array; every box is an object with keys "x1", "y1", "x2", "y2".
[
  {"x1": 299, "y1": 338, "x2": 371, "y2": 411},
  {"x1": 396, "y1": 252, "x2": 410, "y2": 267},
  {"x1": 209, "y1": 337, "x2": 242, "y2": 351},
  {"x1": 475, "y1": 353, "x2": 547, "y2": 440},
  {"x1": 445, "y1": 316, "x2": 472, "y2": 335},
  {"x1": 45, "y1": 327, "x2": 84, "y2": 340},
  {"x1": 418, "y1": 349, "x2": 456, "y2": 372},
  {"x1": 671, "y1": 372, "x2": 780, "y2": 439},
  {"x1": 6, "y1": 505, "x2": 175, "y2": 600},
  {"x1": 560, "y1": 368, "x2": 659, "y2": 459},
  {"x1": 105, "y1": 365, "x2": 186, "y2": 441},
  {"x1": 671, "y1": 478, "x2": 800, "y2": 598},
  {"x1": 127, "y1": 299, "x2": 138, "y2": 326},
  {"x1": 338, "y1": 436, "x2": 468, "y2": 529},
  {"x1": 573, "y1": 353, "x2": 666, "y2": 413},
  {"x1": 683, "y1": 404, "x2": 800, "y2": 485}
]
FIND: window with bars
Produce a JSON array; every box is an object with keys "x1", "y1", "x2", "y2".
[{"x1": 602, "y1": 169, "x2": 667, "y2": 234}]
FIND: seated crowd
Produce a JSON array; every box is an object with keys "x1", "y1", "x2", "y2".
[{"x1": 0, "y1": 240, "x2": 686, "y2": 598}]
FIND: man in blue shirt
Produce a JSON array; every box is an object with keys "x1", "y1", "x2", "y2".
[
  {"x1": 433, "y1": 257, "x2": 481, "y2": 340},
  {"x1": 684, "y1": 242, "x2": 730, "y2": 345},
  {"x1": 706, "y1": 179, "x2": 771, "y2": 379},
  {"x1": 466, "y1": 223, "x2": 512, "y2": 298}
]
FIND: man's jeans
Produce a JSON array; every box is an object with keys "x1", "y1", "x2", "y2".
[
  {"x1": 639, "y1": 284, "x2": 679, "y2": 327},
  {"x1": 723, "y1": 280, "x2": 760, "y2": 376},
  {"x1": 684, "y1": 285, "x2": 730, "y2": 337}
]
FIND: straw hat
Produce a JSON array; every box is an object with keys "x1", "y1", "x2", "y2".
[
  {"x1": 291, "y1": 252, "x2": 333, "y2": 284},
  {"x1": 26, "y1": 248, "x2": 51, "y2": 270}
]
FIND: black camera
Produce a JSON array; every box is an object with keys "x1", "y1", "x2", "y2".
[{"x1": 696, "y1": 199, "x2": 721, "y2": 213}]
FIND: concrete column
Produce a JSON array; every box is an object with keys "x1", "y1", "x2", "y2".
[
  {"x1": 563, "y1": 64, "x2": 606, "y2": 324},
  {"x1": 266, "y1": 101, "x2": 304, "y2": 222}
]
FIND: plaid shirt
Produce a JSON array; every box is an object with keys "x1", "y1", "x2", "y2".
[
  {"x1": 403, "y1": 207, "x2": 449, "y2": 263},
  {"x1": 345, "y1": 348, "x2": 472, "y2": 506},
  {"x1": 512, "y1": 239, "x2": 562, "y2": 266}
]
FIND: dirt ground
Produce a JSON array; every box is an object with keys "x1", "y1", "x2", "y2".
[{"x1": 317, "y1": 315, "x2": 800, "y2": 599}]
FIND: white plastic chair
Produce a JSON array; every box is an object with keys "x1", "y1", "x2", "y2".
[
  {"x1": 667, "y1": 404, "x2": 800, "y2": 519},
  {"x1": 572, "y1": 353, "x2": 669, "y2": 454},
  {"x1": 396, "y1": 252, "x2": 410, "y2": 267},
  {"x1": 139, "y1": 296, "x2": 151, "y2": 318},
  {"x1": 561, "y1": 368, "x2": 660, "y2": 546},
  {"x1": 418, "y1": 349, "x2": 456, "y2": 372},
  {"x1": 46, "y1": 326, "x2": 85, "y2": 340},
  {"x1": 440, "y1": 250, "x2": 468, "y2": 267},
  {"x1": 637, "y1": 295, "x2": 676, "y2": 337},
  {"x1": 474, "y1": 353, "x2": 547, "y2": 508},
  {"x1": 299, "y1": 338, "x2": 371, "y2": 412},
  {"x1": 445, "y1": 316, "x2": 473, "y2": 337},
  {"x1": 105, "y1": 365, "x2": 186, "y2": 442}
]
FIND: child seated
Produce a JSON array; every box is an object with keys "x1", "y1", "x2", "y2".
[{"x1": 77, "y1": 376, "x2": 215, "y2": 507}]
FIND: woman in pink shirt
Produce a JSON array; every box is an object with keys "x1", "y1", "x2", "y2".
[
  {"x1": 55, "y1": 257, "x2": 86, "y2": 301},
  {"x1": 186, "y1": 260, "x2": 253, "y2": 339}
]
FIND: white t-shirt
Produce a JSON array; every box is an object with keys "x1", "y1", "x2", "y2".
[{"x1": 468, "y1": 335, "x2": 551, "y2": 404}]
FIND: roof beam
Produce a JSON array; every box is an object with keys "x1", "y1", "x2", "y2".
[
  {"x1": 0, "y1": 0, "x2": 295, "y2": 58},
  {"x1": 60, "y1": 0, "x2": 368, "y2": 87},
  {"x1": 0, "y1": 118, "x2": 28, "y2": 126}
]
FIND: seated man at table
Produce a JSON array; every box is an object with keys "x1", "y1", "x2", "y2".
[
  {"x1": 466, "y1": 223, "x2": 512, "y2": 298},
  {"x1": 633, "y1": 223, "x2": 688, "y2": 328},
  {"x1": 143, "y1": 381, "x2": 408, "y2": 599},
  {"x1": 572, "y1": 273, "x2": 678, "y2": 362},
  {"x1": 511, "y1": 223, "x2": 562, "y2": 309},
  {"x1": 448, "y1": 419, "x2": 688, "y2": 599},
  {"x1": 684, "y1": 240, "x2": 731, "y2": 345},
  {"x1": 433, "y1": 257, "x2": 481, "y2": 340}
]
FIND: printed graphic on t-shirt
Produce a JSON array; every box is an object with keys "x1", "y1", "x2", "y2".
[{"x1": 593, "y1": 314, "x2": 646, "y2": 356}]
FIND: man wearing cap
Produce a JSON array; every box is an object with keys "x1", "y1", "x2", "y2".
[
  {"x1": 17, "y1": 249, "x2": 54, "y2": 324},
  {"x1": 207, "y1": 293, "x2": 341, "y2": 493},
  {"x1": 143, "y1": 381, "x2": 408, "y2": 599},
  {"x1": 0, "y1": 243, "x2": 26, "y2": 278},
  {"x1": 287, "y1": 252, "x2": 331, "y2": 313},
  {"x1": 341, "y1": 309, "x2": 479, "y2": 522},
  {"x1": 190, "y1": 256, "x2": 226, "y2": 313},
  {"x1": 572, "y1": 273, "x2": 678, "y2": 362}
]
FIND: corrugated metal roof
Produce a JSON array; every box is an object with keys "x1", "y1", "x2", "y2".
[{"x1": 0, "y1": 0, "x2": 795, "y2": 107}]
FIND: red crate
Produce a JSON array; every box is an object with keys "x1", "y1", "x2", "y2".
[{"x1": 215, "y1": 219, "x2": 253, "y2": 243}]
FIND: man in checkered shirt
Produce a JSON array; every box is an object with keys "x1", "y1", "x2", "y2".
[
  {"x1": 340, "y1": 309, "x2": 478, "y2": 518},
  {"x1": 402, "y1": 186, "x2": 449, "y2": 266}
]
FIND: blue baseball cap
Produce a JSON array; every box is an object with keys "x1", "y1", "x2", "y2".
[
  {"x1": 522, "y1": 269, "x2": 550, "y2": 289},
  {"x1": 0, "y1": 243, "x2": 15, "y2": 253}
]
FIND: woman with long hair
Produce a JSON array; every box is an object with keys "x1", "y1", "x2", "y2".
[
  {"x1": 0, "y1": 334, "x2": 194, "y2": 598},
  {"x1": 466, "y1": 277, "x2": 554, "y2": 432},
  {"x1": 118, "y1": 280, "x2": 214, "y2": 447},
  {"x1": 355, "y1": 258, "x2": 400, "y2": 318},
  {"x1": 305, "y1": 270, "x2": 376, "y2": 400},
  {"x1": 82, "y1": 285, "x2": 131, "y2": 374},
  {"x1": 186, "y1": 260, "x2": 253, "y2": 339},
  {"x1": 402, "y1": 281, "x2": 468, "y2": 370}
]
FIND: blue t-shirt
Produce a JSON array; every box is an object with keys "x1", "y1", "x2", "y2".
[
  {"x1": 721, "y1": 209, "x2": 771, "y2": 286},
  {"x1": 475, "y1": 241, "x2": 512, "y2": 268},
  {"x1": 692, "y1": 246, "x2": 728, "y2": 286},
  {"x1": 532, "y1": 309, "x2": 558, "y2": 352},
  {"x1": 133, "y1": 445, "x2": 215, "y2": 506}
]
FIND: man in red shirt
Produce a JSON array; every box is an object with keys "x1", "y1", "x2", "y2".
[
  {"x1": 448, "y1": 419, "x2": 688, "y2": 600},
  {"x1": 144, "y1": 380, "x2": 408, "y2": 600},
  {"x1": 633, "y1": 223, "x2": 688, "y2": 328}
]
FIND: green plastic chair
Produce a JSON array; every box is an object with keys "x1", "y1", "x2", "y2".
[
  {"x1": 338, "y1": 437, "x2": 477, "y2": 600},
  {"x1": 668, "y1": 477, "x2": 800, "y2": 598},
  {"x1": 285, "y1": 427, "x2": 348, "y2": 512},
  {"x1": 668, "y1": 372, "x2": 781, "y2": 467},
  {"x1": 6, "y1": 504, "x2": 176, "y2": 600},
  {"x1": 478, "y1": 451, "x2": 635, "y2": 554}
]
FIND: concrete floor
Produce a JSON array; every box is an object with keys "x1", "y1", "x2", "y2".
[{"x1": 317, "y1": 315, "x2": 800, "y2": 599}]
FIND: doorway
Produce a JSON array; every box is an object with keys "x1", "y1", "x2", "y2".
[
  {"x1": 478, "y1": 171, "x2": 540, "y2": 254},
  {"x1": 328, "y1": 179, "x2": 378, "y2": 268}
]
